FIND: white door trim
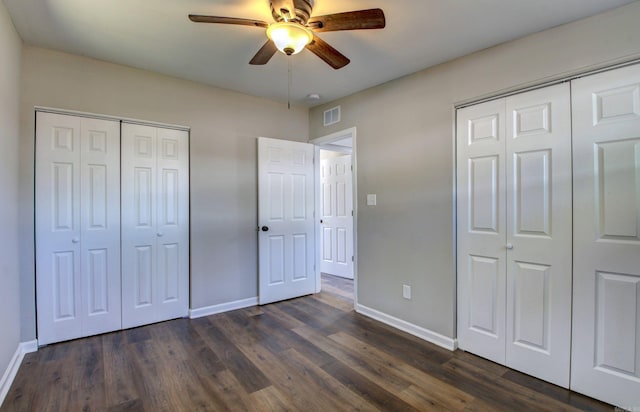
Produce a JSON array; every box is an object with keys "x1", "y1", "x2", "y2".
[{"x1": 309, "y1": 127, "x2": 358, "y2": 302}]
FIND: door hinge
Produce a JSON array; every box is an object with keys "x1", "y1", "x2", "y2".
[
  {"x1": 352, "y1": 256, "x2": 354, "y2": 262},
  {"x1": 351, "y1": 210, "x2": 354, "y2": 216},
  {"x1": 351, "y1": 165, "x2": 353, "y2": 171}
]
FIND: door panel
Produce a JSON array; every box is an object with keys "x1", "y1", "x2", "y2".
[
  {"x1": 505, "y1": 84, "x2": 572, "y2": 388},
  {"x1": 258, "y1": 137, "x2": 315, "y2": 304},
  {"x1": 80, "y1": 117, "x2": 121, "y2": 336},
  {"x1": 319, "y1": 155, "x2": 354, "y2": 279},
  {"x1": 122, "y1": 124, "x2": 189, "y2": 328},
  {"x1": 571, "y1": 64, "x2": 640, "y2": 408},
  {"x1": 36, "y1": 112, "x2": 121, "y2": 345},
  {"x1": 458, "y1": 84, "x2": 571, "y2": 385},
  {"x1": 457, "y1": 99, "x2": 507, "y2": 365}
]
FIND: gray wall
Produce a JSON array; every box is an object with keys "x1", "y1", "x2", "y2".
[
  {"x1": 0, "y1": 0, "x2": 22, "y2": 378},
  {"x1": 19, "y1": 47, "x2": 308, "y2": 341},
  {"x1": 309, "y1": 3, "x2": 640, "y2": 338}
]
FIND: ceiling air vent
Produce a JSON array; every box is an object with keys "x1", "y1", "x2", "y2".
[{"x1": 323, "y1": 106, "x2": 341, "y2": 126}]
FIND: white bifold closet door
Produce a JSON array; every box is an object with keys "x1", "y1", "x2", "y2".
[
  {"x1": 457, "y1": 83, "x2": 572, "y2": 387},
  {"x1": 36, "y1": 112, "x2": 121, "y2": 345},
  {"x1": 121, "y1": 123, "x2": 189, "y2": 329},
  {"x1": 571, "y1": 64, "x2": 640, "y2": 408}
]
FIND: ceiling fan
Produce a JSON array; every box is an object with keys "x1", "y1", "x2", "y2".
[{"x1": 189, "y1": 0, "x2": 385, "y2": 69}]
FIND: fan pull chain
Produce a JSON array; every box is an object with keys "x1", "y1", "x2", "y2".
[{"x1": 287, "y1": 58, "x2": 292, "y2": 110}]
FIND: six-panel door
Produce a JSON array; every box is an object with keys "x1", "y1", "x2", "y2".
[
  {"x1": 121, "y1": 123, "x2": 189, "y2": 329},
  {"x1": 571, "y1": 64, "x2": 640, "y2": 408},
  {"x1": 36, "y1": 112, "x2": 121, "y2": 345},
  {"x1": 320, "y1": 155, "x2": 354, "y2": 279},
  {"x1": 457, "y1": 83, "x2": 572, "y2": 388},
  {"x1": 258, "y1": 137, "x2": 315, "y2": 305}
]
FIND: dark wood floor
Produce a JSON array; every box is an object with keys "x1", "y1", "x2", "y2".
[{"x1": 3, "y1": 274, "x2": 611, "y2": 411}]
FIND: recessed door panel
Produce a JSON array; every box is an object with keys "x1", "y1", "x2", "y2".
[
  {"x1": 322, "y1": 183, "x2": 332, "y2": 217},
  {"x1": 88, "y1": 165, "x2": 107, "y2": 230},
  {"x1": 337, "y1": 228, "x2": 347, "y2": 264},
  {"x1": 322, "y1": 227, "x2": 332, "y2": 261},
  {"x1": 513, "y1": 104, "x2": 550, "y2": 138},
  {"x1": 135, "y1": 245, "x2": 153, "y2": 307},
  {"x1": 160, "y1": 243, "x2": 179, "y2": 302},
  {"x1": 468, "y1": 114, "x2": 499, "y2": 145},
  {"x1": 161, "y1": 138, "x2": 179, "y2": 160},
  {"x1": 514, "y1": 150, "x2": 551, "y2": 237},
  {"x1": 594, "y1": 84, "x2": 640, "y2": 125},
  {"x1": 54, "y1": 251, "x2": 76, "y2": 320},
  {"x1": 469, "y1": 156, "x2": 499, "y2": 233},
  {"x1": 468, "y1": 255, "x2": 499, "y2": 336},
  {"x1": 292, "y1": 234, "x2": 308, "y2": 280},
  {"x1": 595, "y1": 139, "x2": 640, "y2": 241},
  {"x1": 292, "y1": 174, "x2": 307, "y2": 220},
  {"x1": 53, "y1": 162, "x2": 74, "y2": 231},
  {"x1": 161, "y1": 169, "x2": 179, "y2": 226},
  {"x1": 595, "y1": 271, "x2": 640, "y2": 378},
  {"x1": 269, "y1": 173, "x2": 285, "y2": 221},
  {"x1": 87, "y1": 249, "x2": 108, "y2": 315},
  {"x1": 268, "y1": 236, "x2": 285, "y2": 285},
  {"x1": 53, "y1": 127, "x2": 74, "y2": 152},
  {"x1": 512, "y1": 261, "x2": 550, "y2": 352},
  {"x1": 135, "y1": 168, "x2": 153, "y2": 228}
]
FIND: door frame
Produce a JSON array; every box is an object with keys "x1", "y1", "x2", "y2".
[{"x1": 309, "y1": 127, "x2": 358, "y2": 302}]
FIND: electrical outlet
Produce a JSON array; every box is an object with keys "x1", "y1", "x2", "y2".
[{"x1": 403, "y1": 284, "x2": 411, "y2": 300}]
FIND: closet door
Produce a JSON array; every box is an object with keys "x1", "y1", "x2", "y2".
[
  {"x1": 457, "y1": 99, "x2": 507, "y2": 364},
  {"x1": 504, "y1": 84, "x2": 572, "y2": 388},
  {"x1": 121, "y1": 123, "x2": 189, "y2": 329},
  {"x1": 36, "y1": 112, "x2": 121, "y2": 345},
  {"x1": 457, "y1": 84, "x2": 572, "y2": 387},
  {"x1": 571, "y1": 64, "x2": 640, "y2": 408}
]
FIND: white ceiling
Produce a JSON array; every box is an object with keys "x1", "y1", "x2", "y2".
[{"x1": 4, "y1": 0, "x2": 636, "y2": 107}]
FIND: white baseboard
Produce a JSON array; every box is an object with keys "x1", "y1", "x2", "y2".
[
  {"x1": 0, "y1": 340, "x2": 38, "y2": 406},
  {"x1": 189, "y1": 297, "x2": 258, "y2": 319},
  {"x1": 355, "y1": 303, "x2": 458, "y2": 351}
]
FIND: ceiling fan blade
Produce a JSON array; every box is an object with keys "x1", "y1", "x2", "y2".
[
  {"x1": 188, "y1": 15, "x2": 269, "y2": 28},
  {"x1": 249, "y1": 40, "x2": 278, "y2": 65},
  {"x1": 306, "y1": 35, "x2": 350, "y2": 70},
  {"x1": 271, "y1": 0, "x2": 297, "y2": 21},
  {"x1": 307, "y1": 9, "x2": 385, "y2": 32}
]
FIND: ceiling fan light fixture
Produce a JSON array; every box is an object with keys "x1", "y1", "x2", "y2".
[{"x1": 267, "y1": 22, "x2": 313, "y2": 55}]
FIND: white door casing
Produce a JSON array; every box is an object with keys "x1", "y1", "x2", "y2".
[
  {"x1": 121, "y1": 123, "x2": 190, "y2": 329},
  {"x1": 571, "y1": 64, "x2": 640, "y2": 408},
  {"x1": 320, "y1": 155, "x2": 354, "y2": 279},
  {"x1": 457, "y1": 99, "x2": 508, "y2": 365},
  {"x1": 258, "y1": 137, "x2": 316, "y2": 305},
  {"x1": 504, "y1": 84, "x2": 572, "y2": 388},
  {"x1": 457, "y1": 83, "x2": 572, "y2": 388},
  {"x1": 36, "y1": 112, "x2": 121, "y2": 345}
]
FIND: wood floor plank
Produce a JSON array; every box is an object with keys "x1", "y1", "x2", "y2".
[
  {"x1": 330, "y1": 331, "x2": 476, "y2": 411},
  {"x1": 193, "y1": 316, "x2": 271, "y2": 394},
  {"x1": 1, "y1": 274, "x2": 614, "y2": 411}
]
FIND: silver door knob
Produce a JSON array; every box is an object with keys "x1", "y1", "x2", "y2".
[
  {"x1": 157, "y1": 232, "x2": 164, "y2": 237},
  {"x1": 506, "y1": 243, "x2": 514, "y2": 250},
  {"x1": 72, "y1": 237, "x2": 80, "y2": 243}
]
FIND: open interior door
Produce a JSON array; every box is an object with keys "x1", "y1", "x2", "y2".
[{"x1": 258, "y1": 137, "x2": 316, "y2": 304}]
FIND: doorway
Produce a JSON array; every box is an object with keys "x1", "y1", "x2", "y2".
[{"x1": 310, "y1": 128, "x2": 357, "y2": 305}]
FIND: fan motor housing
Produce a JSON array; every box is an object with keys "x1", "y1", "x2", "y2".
[{"x1": 271, "y1": 0, "x2": 314, "y2": 24}]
